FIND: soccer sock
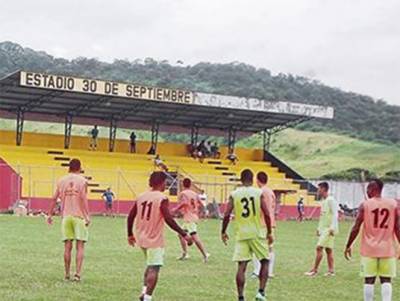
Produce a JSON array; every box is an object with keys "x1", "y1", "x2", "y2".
[
  {"x1": 238, "y1": 296, "x2": 244, "y2": 301},
  {"x1": 268, "y1": 252, "x2": 275, "y2": 275},
  {"x1": 252, "y1": 257, "x2": 261, "y2": 275},
  {"x1": 381, "y1": 283, "x2": 392, "y2": 301},
  {"x1": 363, "y1": 284, "x2": 374, "y2": 301},
  {"x1": 143, "y1": 294, "x2": 152, "y2": 301},
  {"x1": 141, "y1": 286, "x2": 147, "y2": 295}
]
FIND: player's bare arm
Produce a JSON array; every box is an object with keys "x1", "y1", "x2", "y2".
[
  {"x1": 328, "y1": 198, "x2": 338, "y2": 236},
  {"x1": 344, "y1": 204, "x2": 365, "y2": 260},
  {"x1": 221, "y1": 196, "x2": 234, "y2": 245},
  {"x1": 47, "y1": 187, "x2": 60, "y2": 225},
  {"x1": 127, "y1": 201, "x2": 137, "y2": 246},
  {"x1": 81, "y1": 183, "x2": 91, "y2": 225},
  {"x1": 160, "y1": 198, "x2": 193, "y2": 245},
  {"x1": 173, "y1": 196, "x2": 185, "y2": 214},
  {"x1": 260, "y1": 194, "x2": 273, "y2": 245},
  {"x1": 395, "y1": 202, "x2": 400, "y2": 244}
]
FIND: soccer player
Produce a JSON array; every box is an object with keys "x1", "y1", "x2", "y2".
[
  {"x1": 297, "y1": 196, "x2": 305, "y2": 222},
  {"x1": 305, "y1": 182, "x2": 339, "y2": 277},
  {"x1": 102, "y1": 187, "x2": 115, "y2": 217},
  {"x1": 47, "y1": 159, "x2": 90, "y2": 282},
  {"x1": 127, "y1": 171, "x2": 193, "y2": 301},
  {"x1": 345, "y1": 179, "x2": 400, "y2": 301},
  {"x1": 221, "y1": 169, "x2": 273, "y2": 301},
  {"x1": 252, "y1": 172, "x2": 277, "y2": 278},
  {"x1": 175, "y1": 178, "x2": 210, "y2": 262}
]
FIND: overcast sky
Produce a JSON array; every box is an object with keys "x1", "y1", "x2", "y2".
[{"x1": 1, "y1": 0, "x2": 400, "y2": 105}]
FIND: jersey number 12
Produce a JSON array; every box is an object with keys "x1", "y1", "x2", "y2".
[{"x1": 371, "y1": 208, "x2": 390, "y2": 229}]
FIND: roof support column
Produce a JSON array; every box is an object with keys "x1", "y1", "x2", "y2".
[
  {"x1": 64, "y1": 114, "x2": 73, "y2": 149},
  {"x1": 16, "y1": 108, "x2": 25, "y2": 146},
  {"x1": 262, "y1": 128, "x2": 272, "y2": 161},
  {"x1": 227, "y1": 127, "x2": 236, "y2": 154},
  {"x1": 149, "y1": 122, "x2": 159, "y2": 155},
  {"x1": 190, "y1": 125, "x2": 199, "y2": 146},
  {"x1": 109, "y1": 118, "x2": 117, "y2": 152}
]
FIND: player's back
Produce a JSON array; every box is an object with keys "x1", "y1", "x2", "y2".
[
  {"x1": 179, "y1": 189, "x2": 199, "y2": 223},
  {"x1": 361, "y1": 197, "x2": 398, "y2": 258},
  {"x1": 57, "y1": 173, "x2": 87, "y2": 218},
  {"x1": 231, "y1": 186, "x2": 263, "y2": 241},
  {"x1": 134, "y1": 190, "x2": 167, "y2": 249}
]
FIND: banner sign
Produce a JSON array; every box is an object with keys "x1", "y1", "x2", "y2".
[
  {"x1": 20, "y1": 71, "x2": 194, "y2": 104},
  {"x1": 194, "y1": 93, "x2": 334, "y2": 119},
  {"x1": 19, "y1": 71, "x2": 334, "y2": 119}
]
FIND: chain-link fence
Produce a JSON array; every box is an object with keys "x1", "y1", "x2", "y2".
[{"x1": 1, "y1": 163, "x2": 399, "y2": 213}]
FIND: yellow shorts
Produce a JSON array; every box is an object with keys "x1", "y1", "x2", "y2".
[
  {"x1": 182, "y1": 222, "x2": 197, "y2": 234},
  {"x1": 142, "y1": 247, "x2": 165, "y2": 267},
  {"x1": 317, "y1": 230, "x2": 334, "y2": 249},
  {"x1": 61, "y1": 216, "x2": 88, "y2": 242},
  {"x1": 233, "y1": 238, "x2": 269, "y2": 262},
  {"x1": 360, "y1": 257, "x2": 397, "y2": 278}
]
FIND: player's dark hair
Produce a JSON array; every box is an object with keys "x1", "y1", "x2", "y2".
[
  {"x1": 149, "y1": 171, "x2": 167, "y2": 188},
  {"x1": 257, "y1": 172, "x2": 268, "y2": 184},
  {"x1": 69, "y1": 159, "x2": 81, "y2": 172},
  {"x1": 318, "y1": 182, "x2": 329, "y2": 191},
  {"x1": 183, "y1": 178, "x2": 191, "y2": 188},
  {"x1": 370, "y1": 178, "x2": 384, "y2": 192},
  {"x1": 240, "y1": 169, "x2": 253, "y2": 184}
]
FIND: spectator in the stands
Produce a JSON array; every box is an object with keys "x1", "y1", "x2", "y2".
[
  {"x1": 129, "y1": 131, "x2": 137, "y2": 153},
  {"x1": 205, "y1": 141, "x2": 212, "y2": 157},
  {"x1": 226, "y1": 151, "x2": 238, "y2": 165},
  {"x1": 89, "y1": 125, "x2": 99, "y2": 151},
  {"x1": 195, "y1": 140, "x2": 206, "y2": 163},
  {"x1": 210, "y1": 142, "x2": 220, "y2": 159},
  {"x1": 154, "y1": 154, "x2": 168, "y2": 172}
]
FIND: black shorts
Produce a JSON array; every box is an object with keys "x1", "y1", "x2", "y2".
[{"x1": 105, "y1": 202, "x2": 112, "y2": 209}]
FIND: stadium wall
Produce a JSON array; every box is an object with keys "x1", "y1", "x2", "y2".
[
  {"x1": 0, "y1": 159, "x2": 22, "y2": 211},
  {"x1": 24, "y1": 197, "x2": 320, "y2": 219}
]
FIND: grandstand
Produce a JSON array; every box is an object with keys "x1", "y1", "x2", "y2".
[{"x1": 0, "y1": 71, "x2": 334, "y2": 217}]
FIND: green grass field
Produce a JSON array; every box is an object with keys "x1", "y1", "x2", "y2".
[{"x1": 0, "y1": 215, "x2": 399, "y2": 301}]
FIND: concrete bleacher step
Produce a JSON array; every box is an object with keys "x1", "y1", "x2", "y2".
[
  {"x1": 215, "y1": 166, "x2": 229, "y2": 171},
  {"x1": 54, "y1": 157, "x2": 70, "y2": 161},
  {"x1": 222, "y1": 172, "x2": 236, "y2": 176},
  {"x1": 229, "y1": 178, "x2": 241, "y2": 182},
  {"x1": 90, "y1": 188, "x2": 106, "y2": 194},
  {"x1": 207, "y1": 160, "x2": 222, "y2": 165},
  {"x1": 47, "y1": 150, "x2": 64, "y2": 155}
]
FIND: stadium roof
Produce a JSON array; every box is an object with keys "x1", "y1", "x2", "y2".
[{"x1": 0, "y1": 71, "x2": 334, "y2": 135}]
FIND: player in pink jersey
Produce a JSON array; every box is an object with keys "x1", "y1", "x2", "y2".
[
  {"x1": 47, "y1": 159, "x2": 90, "y2": 282},
  {"x1": 345, "y1": 179, "x2": 400, "y2": 301},
  {"x1": 252, "y1": 172, "x2": 277, "y2": 278},
  {"x1": 174, "y1": 178, "x2": 210, "y2": 262},
  {"x1": 127, "y1": 172, "x2": 193, "y2": 301}
]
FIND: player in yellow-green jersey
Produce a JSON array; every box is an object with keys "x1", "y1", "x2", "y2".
[
  {"x1": 305, "y1": 182, "x2": 339, "y2": 277},
  {"x1": 222, "y1": 169, "x2": 273, "y2": 301}
]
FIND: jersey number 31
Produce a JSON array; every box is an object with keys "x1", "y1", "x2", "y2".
[{"x1": 241, "y1": 197, "x2": 256, "y2": 218}]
